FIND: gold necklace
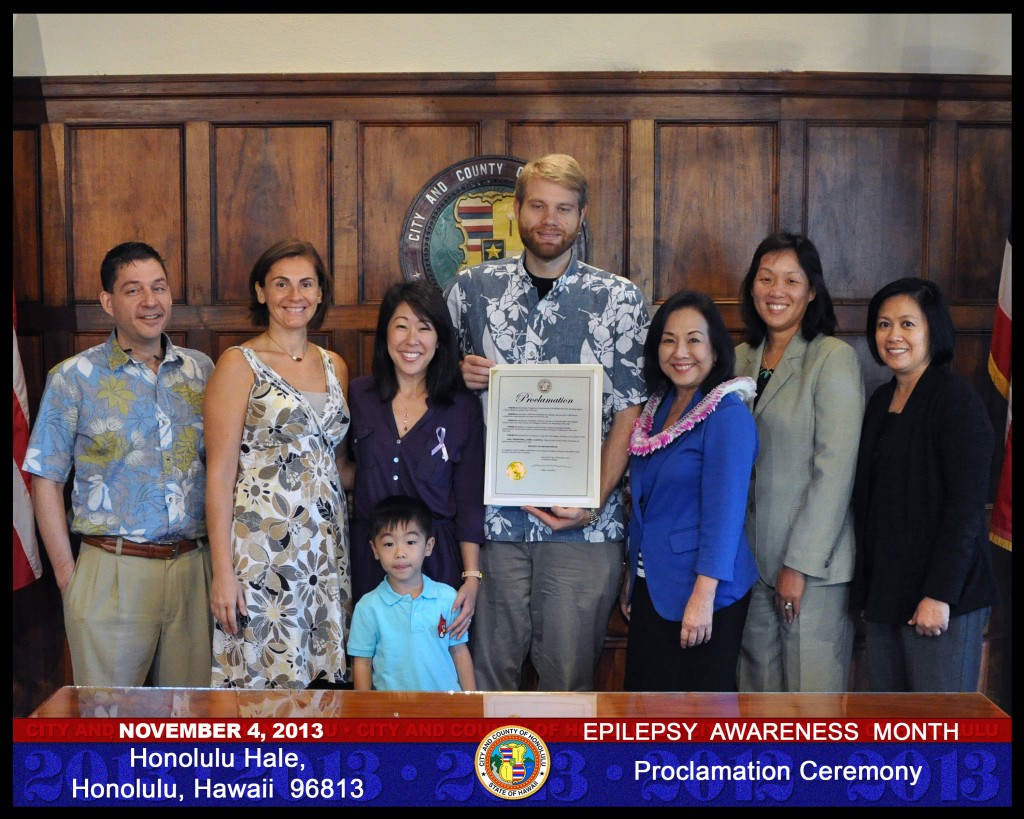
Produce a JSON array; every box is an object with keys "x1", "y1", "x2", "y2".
[
  {"x1": 266, "y1": 333, "x2": 308, "y2": 362},
  {"x1": 394, "y1": 400, "x2": 412, "y2": 433},
  {"x1": 394, "y1": 390, "x2": 426, "y2": 434}
]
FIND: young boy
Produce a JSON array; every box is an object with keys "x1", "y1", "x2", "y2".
[{"x1": 348, "y1": 495, "x2": 477, "y2": 691}]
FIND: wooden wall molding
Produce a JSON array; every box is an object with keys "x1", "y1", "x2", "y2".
[{"x1": 13, "y1": 72, "x2": 1013, "y2": 101}]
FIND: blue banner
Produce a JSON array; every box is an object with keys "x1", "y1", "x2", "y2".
[{"x1": 13, "y1": 741, "x2": 1011, "y2": 807}]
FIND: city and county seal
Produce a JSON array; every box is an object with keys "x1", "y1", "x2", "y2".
[
  {"x1": 474, "y1": 724, "x2": 550, "y2": 800},
  {"x1": 400, "y1": 155, "x2": 589, "y2": 292}
]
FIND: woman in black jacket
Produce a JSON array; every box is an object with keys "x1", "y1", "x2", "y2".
[{"x1": 852, "y1": 277, "x2": 997, "y2": 692}]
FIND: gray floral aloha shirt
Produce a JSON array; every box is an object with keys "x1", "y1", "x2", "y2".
[{"x1": 446, "y1": 252, "x2": 649, "y2": 543}]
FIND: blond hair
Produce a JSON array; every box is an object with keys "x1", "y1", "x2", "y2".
[{"x1": 514, "y1": 153, "x2": 588, "y2": 210}]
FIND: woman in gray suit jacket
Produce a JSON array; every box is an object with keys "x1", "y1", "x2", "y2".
[{"x1": 735, "y1": 232, "x2": 864, "y2": 692}]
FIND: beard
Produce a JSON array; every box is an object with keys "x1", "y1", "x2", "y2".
[{"x1": 518, "y1": 223, "x2": 580, "y2": 262}]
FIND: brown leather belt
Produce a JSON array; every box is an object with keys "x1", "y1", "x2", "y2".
[{"x1": 81, "y1": 535, "x2": 203, "y2": 560}]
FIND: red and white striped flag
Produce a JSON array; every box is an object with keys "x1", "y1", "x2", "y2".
[
  {"x1": 13, "y1": 293, "x2": 43, "y2": 589},
  {"x1": 988, "y1": 227, "x2": 1011, "y2": 552}
]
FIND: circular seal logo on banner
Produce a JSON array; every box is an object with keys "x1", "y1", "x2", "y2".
[
  {"x1": 400, "y1": 155, "x2": 590, "y2": 293},
  {"x1": 475, "y1": 724, "x2": 550, "y2": 800}
]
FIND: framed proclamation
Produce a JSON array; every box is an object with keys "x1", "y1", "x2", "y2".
[{"x1": 484, "y1": 364, "x2": 603, "y2": 507}]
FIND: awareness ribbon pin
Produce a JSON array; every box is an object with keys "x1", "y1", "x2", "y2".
[{"x1": 431, "y1": 427, "x2": 449, "y2": 461}]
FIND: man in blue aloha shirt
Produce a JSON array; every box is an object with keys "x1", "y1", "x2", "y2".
[
  {"x1": 446, "y1": 153, "x2": 650, "y2": 691},
  {"x1": 24, "y1": 241, "x2": 214, "y2": 687}
]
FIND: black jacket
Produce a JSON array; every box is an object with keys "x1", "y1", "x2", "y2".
[{"x1": 851, "y1": 364, "x2": 998, "y2": 623}]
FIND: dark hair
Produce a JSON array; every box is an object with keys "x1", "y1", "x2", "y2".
[
  {"x1": 372, "y1": 280, "x2": 463, "y2": 404},
  {"x1": 865, "y1": 277, "x2": 955, "y2": 367},
  {"x1": 368, "y1": 494, "x2": 434, "y2": 540},
  {"x1": 101, "y1": 242, "x2": 167, "y2": 293},
  {"x1": 644, "y1": 290, "x2": 736, "y2": 395},
  {"x1": 514, "y1": 153, "x2": 588, "y2": 211},
  {"x1": 739, "y1": 231, "x2": 838, "y2": 345},
  {"x1": 247, "y1": 239, "x2": 333, "y2": 329}
]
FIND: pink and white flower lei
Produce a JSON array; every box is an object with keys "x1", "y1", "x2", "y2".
[{"x1": 629, "y1": 376, "x2": 757, "y2": 457}]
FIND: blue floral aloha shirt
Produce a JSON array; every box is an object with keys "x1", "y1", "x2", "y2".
[{"x1": 23, "y1": 332, "x2": 213, "y2": 541}]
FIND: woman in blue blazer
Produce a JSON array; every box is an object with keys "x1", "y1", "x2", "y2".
[{"x1": 620, "y1": 290, "x2": 758, "y2": 692}]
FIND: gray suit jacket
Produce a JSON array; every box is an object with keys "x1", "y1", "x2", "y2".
[{"x1": 735, "y1": 333, "x2": 864, "y2": 587}]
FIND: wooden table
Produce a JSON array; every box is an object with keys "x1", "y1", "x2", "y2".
[{"x1": 27, "y1": 686, "x2": 1009, "y2": 719}]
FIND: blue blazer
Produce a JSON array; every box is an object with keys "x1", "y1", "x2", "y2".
[{"x1": 628, "y1": 390, "x2": 759, "y2": 621}]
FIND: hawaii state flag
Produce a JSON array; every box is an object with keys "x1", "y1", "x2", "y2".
[
  {"x1": 988, "y1": 226, "x2": 1012, "y2": 551},
  {"x1": 13, "y1": 294, "x2": 43, "y2": 589}
]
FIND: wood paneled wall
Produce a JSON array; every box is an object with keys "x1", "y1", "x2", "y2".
[{"x1": 12, "y1": 72, "x2": 1011, "y2": 716}]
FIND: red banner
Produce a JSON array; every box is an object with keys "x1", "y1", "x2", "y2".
[{"x1": 13, "y1": 717, "x2": 1012, "y2": 744}]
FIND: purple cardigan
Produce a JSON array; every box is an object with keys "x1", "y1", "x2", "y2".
[{"x1": 348, "y1": 376, "x2": 485, "y2": 603}]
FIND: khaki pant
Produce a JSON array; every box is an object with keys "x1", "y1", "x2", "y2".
[
  {"x1": 63, "y1": 541, "x2": 213, "y2": 686},
  {"x1": 738, "y1": 578, "x2": 853, "y2": 692},
  {"x1": 469, "y1": 539, "x2": 623, "y2": 691}
]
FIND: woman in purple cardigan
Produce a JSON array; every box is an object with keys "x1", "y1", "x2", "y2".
[{"x1": 348, "y1": 280, "x2": 485, "y2": 640}]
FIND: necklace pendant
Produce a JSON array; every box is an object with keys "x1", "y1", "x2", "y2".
[{"x1": 266, "y1": 332, "x2": 306, "y2": 362}]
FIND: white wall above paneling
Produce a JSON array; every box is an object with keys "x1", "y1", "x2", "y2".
[{"x1": 13, "y1": 14, "x2": 1012, "y2": 78}]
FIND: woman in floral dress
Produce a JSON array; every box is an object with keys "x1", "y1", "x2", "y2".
[{"x1": 206, "y1": 239, "x2": 352, "y2": 688}]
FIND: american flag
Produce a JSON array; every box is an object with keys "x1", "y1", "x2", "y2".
[
  {"x1": 988, "y1": 225, "x2": 1011, "y2": 551},
  {"x1": 13, "y1": 293, "x2": 42, "y2": 589}
]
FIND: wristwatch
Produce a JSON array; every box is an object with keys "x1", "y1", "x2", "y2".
[
  {"x1": 587, "y1": 508, "x2": 601, "y2": 526},
  {"x1": 461, "y1": 570, "x2": 484, "y2": 582}
]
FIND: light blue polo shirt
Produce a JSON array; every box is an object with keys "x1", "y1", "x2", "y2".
[{"x1": 348, "y1": 574, "x2": 468, "y2": 691}]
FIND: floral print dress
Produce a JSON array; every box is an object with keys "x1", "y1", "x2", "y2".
[{"x1": 211, "y1": 345, "x2": 351, "y2": 688}]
